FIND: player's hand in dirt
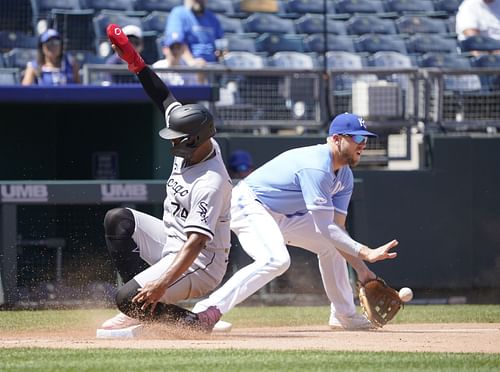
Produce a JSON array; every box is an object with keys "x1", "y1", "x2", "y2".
[{"x1": 132, "y1": 280, "x2": 168, "y2": 313}]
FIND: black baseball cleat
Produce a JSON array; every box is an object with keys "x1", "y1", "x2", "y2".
[{"x1": 181, "y1": 306, "x2": 222, "y2": 333}]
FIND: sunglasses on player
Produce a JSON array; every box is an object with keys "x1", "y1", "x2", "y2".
[{"x1": 341, "y1": 134, "x2": 368, "y2": 144}]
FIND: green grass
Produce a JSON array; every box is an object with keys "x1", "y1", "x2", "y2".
[
  {"x1": 0, "y1": 305, "x2": 499, "y2": 332},
  {"x1": 0, "y1": 349, "x2": 498, "y2": 372}
]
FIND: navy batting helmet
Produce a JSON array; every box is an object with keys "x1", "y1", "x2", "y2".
[{"x1": 159, "y1": 104, "x2": 216, "y2": 159}]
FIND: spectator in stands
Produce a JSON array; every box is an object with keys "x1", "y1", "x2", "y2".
[
  {"x1": 228, "y1": 150, "x2": 254, "y2": 179},
  {"x1": 152, "y1": 34, "x2": 199, "y2": 85},
  {"x1": 105, "y1": 25, "x2": 144, "y2": 84},
  {"x1": 164, "y1": 0, "x2": 224, "y2": 66},
  {"x1": 22, "y1": 29, "x2": 80, "y2": 85},
  {"x1": 456, "y1": 0, "x2": 500, "y2": 42}
]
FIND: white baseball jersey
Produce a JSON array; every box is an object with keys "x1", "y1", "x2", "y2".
[
  {"x1": 163, "y1": 138, "x2": 232, "y2": 254},
  {"x1": 456, "y1": 0, "x2": 500, "y2": 40}
]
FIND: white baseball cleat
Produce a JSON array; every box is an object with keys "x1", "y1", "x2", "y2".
[
  {"x1": 329, "y1": 313, "x2": 375, "y2": 330},
  {"x1": 212, "y1": 320, "x2": 233, "y2": 333},
  {"x1": 100, "y1": 312, "x2": 141, "y2": 330}
]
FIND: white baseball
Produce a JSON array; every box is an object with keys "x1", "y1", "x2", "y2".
[{"x1": 399, "y1": 287, "x2": 413, "y2": 302}]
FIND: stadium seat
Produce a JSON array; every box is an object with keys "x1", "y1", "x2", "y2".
[
  {"x1": 3, "y1": 47, "x2": 37, "y2": 68},
  {"x1": 384, "y1": 0, "x2": 435, "y2": 14},
  {"x1": 223, "y1": 51, "x2": 266, "y2": 68},
  {"x1": 395, "y1": 16, "x2": 448, "y2": 35},
  {"x1": 0, "y1": 31, "x2": 38, "y2": 50},
  {"x1": 355, "y1": 34, "x2": 407, "y2": 54},
  {"x1": 0, "y1": 0, "x2": 37, "y2": 34},
  {"x1": 72, "y1": 50, "x2": 107, "y2": 66},
  {"x1": 270, "y1": 51, "x2": 317, "y2": 68},
  {"x1": 220, "y1": 34, "x2": 256, "y2": 52},
  {"x1": 134, "y1": 0, "x2": 181, "y2": 12},
  {"x1": 141, "y1": 31, "x2": 161, "y2": 64},
  {"x1": 206, "y1": 0, "x2": 235, "y2": 15},
  {"x1": 326, "y1": 51, "x2": 377, "y2": 90},
  {"x1": 294, "y1": 14, "x2": 346, "y2": 35},
  {"x1": 471, "y1": 54, "x2": 500, "y2": 91},
  {"x1": 81, "y1": 0, "x2": 134, "y2": 12},
  {"x1": 36, "y1": 0, "x2": 81, "y2": 19},
  {"x1": 50, "y1": 9, "x2": 96, "y2": 51},
  {"x1": 285, "y1": 0, "x2": 336, "y2": 14},
  {"x1": 0, "y1": 68, "x2": 20, "y2": 85},
  {"x1": 93, "y1": 11, "x2": 142, "y2": 44},
  {"x1": 369, "y1": 51, "x2": 413, "y2": 67},
  {"x1": 460, "y1": 35, "x2": 500, "y2": 54},
  {"x1": 243, "y1": 13, "x2": 295, "y2": 34},
  {"x1": 304, "y1": 34, "x2": 355, "y2": 53},
  {"x1": 217, "y1": 14, "x2": 244, "y2": 34},
  {"x1": 255, "y1": 33, "x2": 304, "y2": 53},
  {"x1": 406, "y1": 34, "x2": 457, "y2": 54},
  {"x1": 346, "y1": 15, "x2": 397, "y2": 35},
  {"x1": 433, "y1": 0, "x2": 461, "y2": 15},
  {"x1": 141, "y1": 11, "x2": 169, "y2": 33},
  {"x1": 418, "y1": 52, "x2": 481, "y2": 91},
  {"x1": 335, "y1": 0, "x2": 385, "y2": 14}
]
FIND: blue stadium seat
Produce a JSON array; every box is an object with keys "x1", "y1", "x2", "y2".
[
  {"x1": 326, "y1": 51, "x2": 377, "y2": 90},
  {"x1": 72, "y1": 50, "x2": 107, "y2": 65},
  {"x1": 207, "y1": 0, "x2": 235, "y2": 15},
  {"x1": 3, "y1": 47, "x2": 37, "y2": 68},
  {"x1": 0, "y1": 31, "x2": 38, "y2": 50},
  {"x1": 294, "y1": 14, "x2": 346, "y2": 35},
  {"x1": 270, "y1": 51, "x2": 317, "y2": 68},
  {"x1": 141, "y1": 31, "x2": 161, "y2": 64},
  {"x1": 141, "y1": 11, "x2": 169, "y2": 33},
  {"x1": 406, "y1": 34, "x2": 457, "y2": 54},
  {"x1": 134, "y1": 0, "x2": 181, "y2": 12},
  {"x1": 346, "y1": 15, "x2": 396, "y2": 35},
  {"x1": 418, "y1": 52, "x2": 481, "y2": 91},
  {"x1": 355, "y1": 34, "x2": 407, "y2": 54},
  {"x1": 221, "y1": 34, "x2": 256, "y2": 52},
  {"x1": 93, "y1": 11, "x2": 142, "y2": 43},
  {"x1": 335, "y1": 0, "x2": 385, "y2": 14},
  {"x1": 81, "y1": 0, "x2": 134, "y2": 11},
  {"x1": 0, "y1": 0, "x2": 37, "y2": 34},
  {"x1": 369, "y1": 51, "x2": 414, "y2": 67},
  {"x1": 304, "y1": 34, "x2": 355, "y2": 53},
  {"x1": 0, "y1": 68, "x2": 20, "y2": 85},
  {"x1": 447, "y1": 16, "x2": 456, "y2": 34},
  {"x1": 217, "y1": 14, "x2": 244, "y2": 34},
  {"x1": 384, "y1": 0, "x2": 435, "y2": 14},
  {"x1": 433, "y1": 0, "x2": 461, "y2": 15},
  {"x1": 36, "y1": 0, "x2": 81, "y2": 18},
  {"x1": 471, "y1": 54, "x2": 500, "y2": 91},
  {"x1": 255, "y1": 33, "x2": 304, "y2": 53},
  {"x1": 285, "y1": 0, "x2": 336, "y2": 14},
  {"x1": 50, "y1": 9, "x2": 96, "y2": 51},
  {"x1": 223, "y1": 51, "x2": 266, "y2": 68},
  {"x1": 395, "y1": 16, "x2": 448, "y2": 35},
  {"x1": 243, "y1": 13, "x2": 295, "y2": 34},
  {"x1": 460, "y1": 36, "x2": 500, "y2": 54}
]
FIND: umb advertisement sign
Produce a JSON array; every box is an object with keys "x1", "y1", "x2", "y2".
[
  {"x1": 1, "y1": 184, "x2": 49, "y2": 202},
  {"x1": 100, "y1": 183, "x2": 148, "y2": 202}
]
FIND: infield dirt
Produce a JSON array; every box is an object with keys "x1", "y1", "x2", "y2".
[{"x1": 1, "y1": 323, "x2": 499, "y2": 353}]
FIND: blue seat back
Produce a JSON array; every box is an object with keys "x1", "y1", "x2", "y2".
[
  {"x1": 3, "y1": 47, "x2": 37, "y2": 68},
  {"x1": 384, "y1": 0, "x2": 435, "y2": 14},
  {"x1": 243, "y1": 13, "x2": 295, "y2": 34},
  {"x1": 223, "y1": 51, "x2": 266, "y2": 68},
  {"x1": 355, "y1": 34, "x2": 407, "y2": 54},
  {"x1": 304, "y1": 34, "x2": 355, "y2": 53},
  {"x1": 271, "y1": 52, "x2": 316, "y2": 68},
  {"x1": 406, "y1": 34, "x2": 457, "y2": 54},
  {"x1": 335, "y1": 0, "x2": 385, "y2": 14},
  {"x1": 396, "y1": 16, "x2": 448, "y2": 34},
  {"x1": 460, "y1": 35, "x2": 500, "y2": 53},
  {"x1": 255, "y1": 33, "x2": 304, "y2": 53},
  {"x1": 81, "y1": 0, "x2": 134, "y2": 11},
  {"x1": 294, "y1": 14, "x2": 347, "y2": 35},
  {"x1": 217, "y1": 14, "x2": 244, "y2": 34},
  {"x1": 134, "y1": 0, "x2": 181, "y2": 12},
  {"x1": 141, "y1": 11, "x2": 169, "y2": 33},
  {"x1": 346, "y1": 15, "x2": 396, "y2": 35}
]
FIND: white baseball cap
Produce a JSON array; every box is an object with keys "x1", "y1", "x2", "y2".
[{"x1": 122, "y1": 24, "x2": 142, "y2": 39}]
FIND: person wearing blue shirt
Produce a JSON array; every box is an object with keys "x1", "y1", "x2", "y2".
[
  {"x1": 193, "y1": 113, "x2": 400, "y2": 332},
  {"x1": 165, "y1": 0, "x2": 224, "y2": 66},
  {"x1": 22, "y1": 29, "x2": 80, "y2": 86}
]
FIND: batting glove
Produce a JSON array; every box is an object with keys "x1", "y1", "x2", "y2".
[{"x1": 106, "y1": 24, "x2": 146, "y2": 74}]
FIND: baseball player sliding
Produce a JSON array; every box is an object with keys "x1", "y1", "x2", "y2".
[
  {"x1": 99, "y1": 24, "x2": 231, "y2": 331},
  {"x1": 192, "y1": 113, "x2": 399, "y2": 332}
]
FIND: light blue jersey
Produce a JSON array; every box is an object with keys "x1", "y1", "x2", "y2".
[{"x1": 245, "y1": 144, "x2": 353, "y2": 216}]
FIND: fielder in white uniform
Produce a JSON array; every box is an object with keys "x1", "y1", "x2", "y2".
[
  {"x1": 100, "y1": 24, "x2": 231, "y2": 330},
  {"x1": 193, "y1": 113, "x2": 399, "y2": 331}
]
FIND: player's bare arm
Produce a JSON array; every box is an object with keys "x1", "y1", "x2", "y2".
[{"x1": 132, "y1": 231, "x2": 209, "y2": 312}]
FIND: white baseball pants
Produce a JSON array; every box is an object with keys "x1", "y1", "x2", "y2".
[
  {"x1": 192, "y1": 181, "x2": 357, "y2": 317},
  {"x1": 127, "y1": 208, "x2": 228, "y2": 304}
]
